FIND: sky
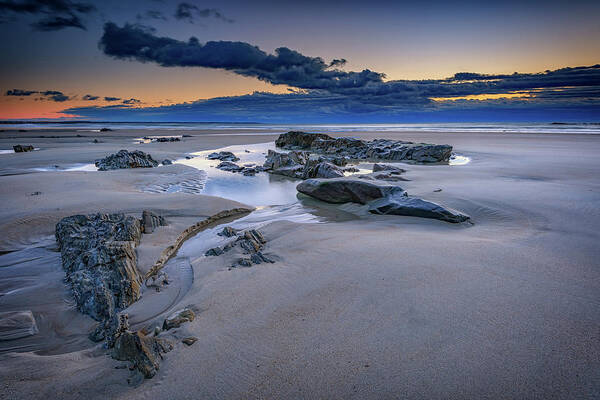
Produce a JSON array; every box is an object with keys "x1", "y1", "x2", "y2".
[{"x1": 0, "y1": 0, "x2": 599, "y2": 122}]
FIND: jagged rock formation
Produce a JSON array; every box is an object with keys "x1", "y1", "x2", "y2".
[
  {"x1": 141, "y1": 210, "x2": 167, "y2": 234},
  {"x1": 112, "y1": 330, "x2": 173, "y2": 378},
  {"x1": 216, "y1": 161, "x2": 265, "y2": 175},
  {"x1": 297, "y1": 178, "x2": 405, "y2": 204},
  {"x1": 263, "y1": 150, "x2": 345, "y2": 179},
  {"x1": 95, "y1": 150, "x2": 159, "y2": 171},
  {"x1": 55, "y1": 213, "x2": 143, "y2": 341},
  {"x1": 207, "y1": 151, "x2": 240, "y2": 162},
  {"x1": 13, "y1": 145, "x2": 34, "y2": 152},
  {"x1": 205, "y1": 227, "x2": 275, "y2": 268},
  {"x1": 275, "y1": 131, "x2": 453, "y2": 163},
  {"x1": 373, "y1": 163, "x2": 406, "y2": 174}
]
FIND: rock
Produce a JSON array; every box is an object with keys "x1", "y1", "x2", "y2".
[
  {"x1": 250, "y1": 252, "x2": 275, "y2": 264},
  {"x1": 302, "y1": 159, "x2": 345, "y2": 179},
  {"x1": 434, "y1": 188, "x2": 442, "y2": 192},
  {"x1": 372, "y1": 163, "x2": 405, "y2": 174},
  {"x1": 30, "y1": 191, "x2": 42, "y2": 196},
  {"x1": 155, "y1": 137, "x2": 180, "y2": 142},
  {"x1": 207, "y1": 151, "x2": 239, "y2": 162},
  {"x1": 112, "y1": 330, "x2": 172, "y2": 378},
  {"x1": 275, "y1": 131, "x2": 332, "y2": 149},
  {"x1": 55, "y1": 213, "x2": 143, "y2": 341},
  {"x1": 264, "y1": 150, "x2": 344, "y2": 179},
  {"x1": 161, "y1": 159, "x2": 172, "y2": 165},
  {"x1": 93, "y1": 139, "x2": 100, "y2": 143},
  {"x1": 237, "y1": 258, "x2": 252, "y2": 267},
  {"x1": 205, "y1": 247, "x2": 224, "y2": 256},
  {"x1": 263, "y1": 149, "x2": 307, "y2": 172},
  {"x1": 13, "y1": 145, "x2": 34, "y2": 152},
  {"x1": 274, "y1": 132, "x2": 452, "y2": 163},
  {"x1": 185, "y1": 155, "x2": 193, "y2": 159},
  {"x1": 163, "y1": 308, "x2": 195, "y2": 331},
  {"x1": 141, "y1": 210, "x2": 167, "y2": 234},
  {"x1": 344, "y1": 166, "x2": 360, "y2": 173},
  {"x1": 100, "y1": 128, "x2": 112, "y2": 132},
  {"x1": 0, "y1": 311, "x2": 38, "y2": 341},
  {"x1": 297, "y1": 178, "x2": 405, "y2": 204},
  {"x1": 216, "y1": 161, "x2": 244, "y2": 172},
  {"x1": 95, "y1": 150, "x2": 158, "y2": 171},
  {"x1": 368, "y1": 195, "x2": 470, "y2": 223},
  {"x1": 182, "y1": 134, "x2": 192, "y2": 138},
  {"x1": 372, "y1": 172, "x2": 409, "y2": 182},
  {"x1": 182, "y1": 337, "x2": 198, "y2": 346},
  {"x1": 218, "y1": 226, "x2": 237, "y2": 237}
]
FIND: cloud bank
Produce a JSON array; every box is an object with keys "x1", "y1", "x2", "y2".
[
  {"x1": 6, "y1": 88, "x2": 71, "y2": 101},
  {"x1": 174, "y1": 2, "x2": 233, "y2": 24},
  {"x1": 0, "y1": 0, "x2": 96, "y2": 30}
]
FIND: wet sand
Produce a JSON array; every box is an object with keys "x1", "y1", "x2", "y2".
[{"x1": 0, "y1": 128, "x2": 599, "y2": 399}]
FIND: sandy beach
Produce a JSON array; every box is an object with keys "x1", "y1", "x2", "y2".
[{"x1": 0, "y1": 126, "x2": 599, "y2": 399}]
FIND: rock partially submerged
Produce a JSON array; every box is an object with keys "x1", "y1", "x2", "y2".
[
  {"x1": 297, "y1": 178, "x2": 404, "y2": 204},
  {"x1": 13, "y1": 144, "x2": 34, "y2": 152},
  {"x1": 208, "y1": 151, "x2": 240, "y2": 162},
  {"x1": 263, "y1": 150, "x2": 344, "y2": 179},
  {"x1": 95, "y1": 150, "x2": 158, "y2": 171},
  {"x1": 368, "y1": 195, "x2": 470, "y2": 223},
  {"x1": 216, "y1": 161, "x2": 265, "y2": 175},
  {"x1": 373, "y1": 163, "x2": 405, "y2": 174},
  {"x1": 55, "y1": 213, "x2": 143, "y2": 341},
  {"x1": 276, "y1": 131, "x2": 453, "y2": 163}
]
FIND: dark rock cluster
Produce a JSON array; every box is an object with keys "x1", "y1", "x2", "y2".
[
  {"x1": 207, "y1": 151, "x2": 240, "y2": 162},
  {"x1": 275, "y1": 131, "x2": 453, "y2": 163},
  {"x1": 263, "y1": 149, "x2": 345, "y2": 179},
  {"x1": 205, "y1": 227, "x2": 275, "y2": 268},
  {"x1": 216, "y1": 161, "x2": 265, "y2": 176},
  {"x1": 55, "y1": 213, "x2": 144, "y2": 341},
  {"x1": 13, "y1": 144, "x2": 34, "y2": 152},
  {"x1": 95, "y1": 149, "x2": 159, "y2": 171}
]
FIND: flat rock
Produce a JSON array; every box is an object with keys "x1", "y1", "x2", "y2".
[
  {"x1": 372, "y1": 163, "x2": 405, "y2": 174},
  {"x1": 95, "y1": 150, "x2": 158, "y2": 171},
  {"x1": 275, "y1": 131, "x2": 453, "y2": 163},
  {"x1": 368, "y1": 195, "x2": 470, "y2": 223},
  {"x1": 0, "y1": 311, "x2": 38, "y2": 341},
  {"x1": 182, "y1": 337, "x2": 198, "y2": 346},
  {"x1": 297, "y1": 178, "x2": 405, "y2": 204}
]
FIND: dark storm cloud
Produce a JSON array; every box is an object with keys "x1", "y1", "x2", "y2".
[
  {"x1": 104, "y1": 96, "x2": 121, "y2": 101},
  {"x1": 41, "y1": 90, "x2": 70, "y2": 101},
  {"x1": 6, "y1": 88, "x2": 38, "y2": 96},
  {"x1": 99, "y1": 23, "x2": 384, "y2": 91},
  {"x1": 98, "y1": 22, "x2": 600, "y2": 108},
  {"x1": 5, "y1": 88, "x2": 71, "y2": 101},
  {"x1": 82, "y1": 94, "x2": 99, "y2": 100},
  {"x1": 122, "y1": 98, "x2": 141, "y2": 105},
  {"x1": 0, "y1": 0, "x2": 96, "y2": 30},
  {"x1": 174, "y1": 2, "x2": 233, "y2": 23}
]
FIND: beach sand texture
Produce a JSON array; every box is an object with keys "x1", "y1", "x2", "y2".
[{"x1": 0, "y1": 127, "x2": 599, "y2": 399}]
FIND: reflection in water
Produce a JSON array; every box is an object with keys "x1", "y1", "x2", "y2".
[{"x1": 176, "y1": 142, "x2": 300, "y2": 207}]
